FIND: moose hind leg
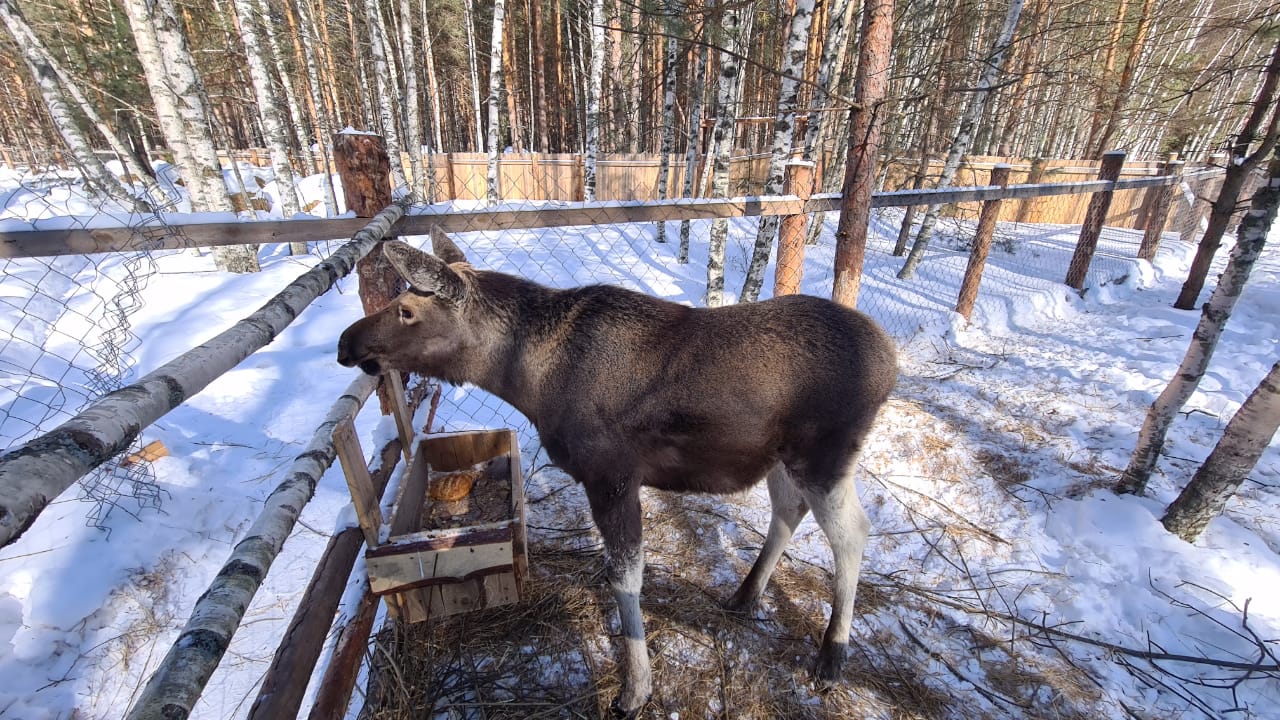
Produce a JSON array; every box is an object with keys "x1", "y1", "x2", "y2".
[
  {"x1": 727, "y1": 464, "x2": 809, "y2": 612},
  {"x1": 585, "y1": 481, "x2": 651, "y2": 717},
  {"x1": 799, "y1": 459, "x2": 870, "y2": 685}
]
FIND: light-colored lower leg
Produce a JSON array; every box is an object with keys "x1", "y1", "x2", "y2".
[
  {"x1": 801, "y1": 461, "x2": 870, "y2": 682},
  {"x1": 607, "y1": 544, "x2": 651, "y2": 714},
  {"x1": 728, "y1": 464, "x2": 809, "y2": 610}
]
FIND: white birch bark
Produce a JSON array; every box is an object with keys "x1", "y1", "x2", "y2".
[
  {"x1": 0, "y1": 0, "x2": 153, "y2": 211},
  {"x1": 800, "y1": 0, "x2": 854, "y2": 245},
  {"x1": 654, "y1": 0, "x2": 682, "y2": 243},
  {"x1": 0, "y1": 203, "x2": 406, "y2": 549},
  {"x1": 1118, "y1": 152, "x2": 1280, "y2": 496},
  {"x1": 463, "y1": 0, "x2": 485, "y2": 150},
  {"x1": 678, "y1": 42, "x2": 708, "y2": 264},
  {"x1": 485, "y1": 0, "x2": 508, "y2": 202},
  {"x1": 1161, "y1": 358, "x2": 1280, "y2": 542},
  {"x1": 233, "y1": 0, "x2": 302, "y2": 221},
  {"x1": 125, "y1": 373, "x2": 377, "y2": 720},
  {"x1": 366, "y1": 0, "x2": 407, "y2": 190},
  {"x1": 294, "y1": 0, "x2": 339, "y2": 215},
  {"x1": 422, "y1": 6, "x2": 446, "y2": 154},
  {"x1": 739, "y1": 0, "x2": 815, "y2": 302},
  {"x1": 898, "y1": 0, "x2": 1024, "y2": 280},
  {"x1": 258, "y1": 0, "x2": 315, "y2": 176},
  {"x1": 582, "y1": 0, "x2": 606, "y2": 201},
  {"x1": 705, "y1": 3, "x2": 745, "y2": 307},
  {"x1": 398, "y1": 0, "x2": 426, "y2": 201}
]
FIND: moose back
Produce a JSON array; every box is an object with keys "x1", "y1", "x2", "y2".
[{"x1": 337, "y1": 229, "x2": 898, "y2": 716}]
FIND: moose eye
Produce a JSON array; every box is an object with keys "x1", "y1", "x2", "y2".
[{"x1": 398, "y1": 306, "x2": 414, "y2": 321}]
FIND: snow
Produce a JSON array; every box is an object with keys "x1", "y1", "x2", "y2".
[{"x1": 0, "y1": 164, "x2": 1277, "y2": 719}]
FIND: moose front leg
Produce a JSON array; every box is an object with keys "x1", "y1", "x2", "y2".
[{"x1": 585, "y1": 480, "x2": 651, "y2": 718}]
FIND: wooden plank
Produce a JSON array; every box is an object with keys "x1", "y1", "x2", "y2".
[
  {"x1": 388, "y1": 449, "x2": 430, "y2": 537},
  {"x1": 507, "y1": 431, "x2": 528, "y2": 584},
  {"x1": 333, "y1": 419, "x2": 381, "y2": 547},
  {"x1": 384, "y1": 370, "x2": 414, "y2": 467},
  {"x1": 366, "y1": 541, "x2": 515, "y2": 594}
]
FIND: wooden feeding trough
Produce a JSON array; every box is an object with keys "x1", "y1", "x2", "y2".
[{"x1": 335, "y1": 420, "x2": 528, "y2": 625}]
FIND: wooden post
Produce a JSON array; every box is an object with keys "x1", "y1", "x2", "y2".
[
  {"x1": 774, "y1": 161, "x2": 814, "y2": 297},
  {"x1": 333, "y1": 131, "x2": 400, "y2": 414},
  {"x1": 1065, "y1": 150, "x2": 1126, "y2": 290},
  {"x1": 1014, "y1": 157, "x2": 1045, "y2": 223},
  {"x1": 955, "y1": 164, "x2": 1011, "y2": 321},
  {"x1": 1136, "y1": 159, "x2": 1185, "y2": 261},
  {"x1": 444, "y1": 152, "x2": 457, "y2": 201}
]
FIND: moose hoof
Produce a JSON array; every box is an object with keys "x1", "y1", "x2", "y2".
[
  {"x1": 610, "y1": 693, "x2": 650, "y2": 719},
  {"x1": 814, "y1": 642, "x2": 848, "y2": 687},
  {"x1": 723, "y1": 589, "x2": 758, "y2": 614}
]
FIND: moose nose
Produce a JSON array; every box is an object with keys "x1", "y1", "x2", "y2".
[{"x1": 336, "y1": 331, "x2": 358, "y2": 367}]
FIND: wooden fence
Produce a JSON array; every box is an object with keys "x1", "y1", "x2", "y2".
[{"x1": 0, "y1": 155, "x2": 1225, "y2": 719}]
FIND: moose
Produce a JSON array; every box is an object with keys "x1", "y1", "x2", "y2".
[{"x1": 337, "y1": 229, "x2": 898, "y2": 716}]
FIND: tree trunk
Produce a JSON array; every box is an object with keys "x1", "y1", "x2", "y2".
[
  {"x1": 705, "y1": 1, "x2": 745, "y2": 307},
  {"x1": 830, "y1": 0, "x2": 894, "y2": 307},
  {"x1": 1092, "y1": 0, "x2": 1156, "y2": 158},
  {"x1": 291, "y1": 0, "x2": 340, "y2": 215},
  {"x1": 898, "y1": 0, "x2": 1024, "y2": 280},
  {"x1": 397, "y1": 0, "x2": 426, "y2": 200},
  {"x1": 678, "y1": 40, "x2": 708, "y2": 264},
  {"x1": 739, "y1": 0, "x2": 816, "y2": 303},
  {"x1": 365, "y1": 0, "x2": 406, "y2": 190},
  {"x1": 1118, "y1": 148, "x2": 1279, "y2": 496},
  {"x1": 233, "y1": 0, "x2": 302, "y2": 221},
  {"x1": 486, "y1": 0, "x2": 508, "y2": 202},
  {"x1": 582, "y1": 0, "x2": 605, "y2": 201},
  {"x1": 258, "y1": 0, "x2": 314, "y2": 179},
  {"x1": 1174, "y1": 38, "x2": 1280, "y2": 310},
  {"x1": 654, "y1": 0, "x2": 682, "y2": 243},
  {"x1": 463, "y1": 0, "x2": 485, "y2": 151},
  {"x1": 1161, "y1": 358, "x2": 1280, "y2": 542},
  {"x1": 530, "y1": 0, "x2": 551, "y2": 152}
]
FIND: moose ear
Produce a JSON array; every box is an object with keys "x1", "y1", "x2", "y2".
[
  {"x1": 430, "y1": 227, "x2": 468, "y2": 265},
  {"x1": 381, "y1": 240, "x2": 467, "y2": 303}
]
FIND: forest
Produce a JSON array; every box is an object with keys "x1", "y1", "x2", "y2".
[{"x1": 0, "y1": 0, "x2": 1277, "y2": 208}]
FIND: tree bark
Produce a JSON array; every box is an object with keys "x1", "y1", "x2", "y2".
[
  {"x1": 704, "y1": 1, "x2": 745, "y2": 307},
  {"x1": 365, "y1": 0, "x2": 407, "y2": 190},
  {"x1": 484, "y1": 0, "x2": 508, "y2": 201},
  {"x1": 582, "y1": 0, "x2": 605, "y2": 201},
  {"x1": 739, "y1": 0, "x2": 816, "y2": 303},
  {"x1": 678, "y1": 40, "x2": 708, "y2": 264},
  {"x1": 898, "y1": 0, "x2": 1024, "y2": 280},
  {"x1": 1118, "y1": 149, "x2": 1279, "y2": 496},
  {"x1": 397, "y1": 0, "x2": 426, "y2": 200},
  {"x1": 654, "y1": 0, "x2": 682, "y2": 243},
  {"x1": 830, "y1": 0, "x2": 894, "y2": 307},
  {"x1": 1174, "y1": 38, "x2": 1280, "y2": 310},
  {"x1": 1161, "y1": 358, "x2": 1280, "y2": 542},
  {"x1": 463, "y1": 0, "x2": 485, "y2": 151}
]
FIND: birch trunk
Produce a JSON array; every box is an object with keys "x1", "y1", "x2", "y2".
[
  {"x1": 654, "y1": 0, "x2": 682, "y2": 243},
  {"x1": 0, "y1": 204, "x2": 406, "y2": 549},
  {"x1": 366, "y1": 0, "x2": 407, "y2": 190},
  {"x1": 293, "y1": 0, "x2": 339, "y2": 215},
  {"x1": 258, "y1": 0, "x2": 314, "y2": 177},
  {"x1": 582, "y1": 0, "x2": 606, "y2": 201},
  {"x1": 530, "y1": 0, "x2": 550, "y2": 152},
  {"x1": 1117, "y1": 150, "x2": 1279, "y2": 496},
  {"x1": 125, "y1": 374, "x2": 378, "y2": 720},
  {"x1": 898, "y1": 0, "x2": 1024, "y2": 280},
  {"x1": 801, "y1": 0, "x2": 856, "y2": 246},
  {"x1": 463, "y1": 0, "x2": 485, "y2": 150},
  {"x1": 739, "y1": 0, "x2": 815, "y2": 302},
  {"x1": 678, "y1": 41, "x2": 708, "y2": 264},
  {"x1": 1161, "y1": 358, "x2": 1280, "y2": 542},
  {"x1": 1174, "y1": 38, "x2": 1280, "y2": 310},
  {"x1": 233, "y1": 0, "x2": 302, "y2": 221},
  {"x1": 0, "y1": 0, "x2": 153, "y2": 211},
  {"x1": 705, "y1": 2, "x2": 745, "y2": 307},
  {"x1": 397, "y1": 0, "x2": 426, "y2": 201},
  {"x1": 486, "y1": 0, "x2": 508, "y2": 202}
]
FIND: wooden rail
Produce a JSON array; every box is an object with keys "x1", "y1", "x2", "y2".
[{"x1": 0, "y1": 169, "x2": 1220, "y2": 260}]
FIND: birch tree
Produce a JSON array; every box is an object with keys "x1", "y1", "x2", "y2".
[
  {"x1": 705, "y1": 1, "x2": 745, "y2": 307},
  {"x1": 1161, "y1": 358, "x2": 1280, "y2": 543},
  {"x1": 654, "y1": 0, "x2": 682, "y2": 243},
  {"x1": 397, "y1": 0, "x2": 426, "y2": 201},
  {"x1": 678, "y1": 41, "x2": 708, "y2": 264},
  {"x1": 582, "y1": 0, "x2": 605, "y2": 201},
  {"x1": 484, "y1": 0, "x2": 507, "y2": 202},
  {"x1": 292, "y1": 0, "x2": 339, "y2": 215},
  {"x1": 232, "y1": 0, "x2": 302, "y2": 221},
  {"x1": 462, "y1": 0, "x2": 485, "y2": 150},
  {"x1": 1117, "y1": 148, "x2": 1279, "y2": 497},
  {"x1": 739, "y1": 0, "x2": 815, "y2": 303},
  {"x1": 365, "y1": 0, "x2": 407, "y2": 191},
  {"x1": 0, "y1": 0, "x2": 154, "y2": 212},
  {"x1": 898, "y1": 0, "x2": 1025, "y2": 280},
  {"x1": 798, "y1": 0, "x2": 854, "y2": 246},
  {"x1": 1174, "y1": 38, "x2": 1280, "y2": 310}
]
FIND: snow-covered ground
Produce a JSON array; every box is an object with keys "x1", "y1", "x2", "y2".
[{"x1": 0, "y1": 163, "x2": 1277, "y2": 719}]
